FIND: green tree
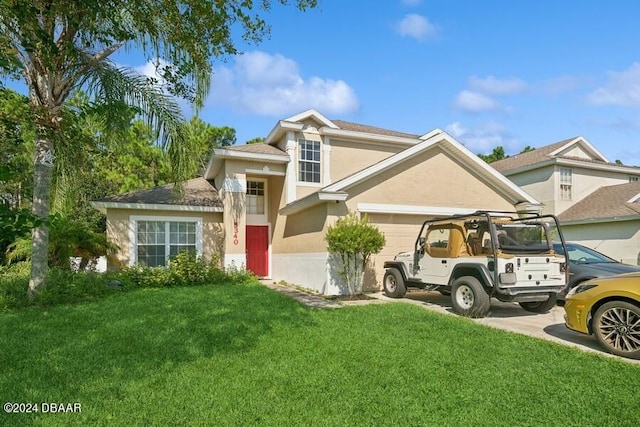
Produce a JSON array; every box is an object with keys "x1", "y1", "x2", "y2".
[
  {"x1": 246, "y1": 136, "x2": 266, "y2": 145},
  {"x1": 0, "y1": 0, "x2": 319, "y2": 298},
  {"x1": 0, "y1": 88, "x2": 33, "y2": 210},
  {"x1": 325, "y1": 212, "x2": 386, "y2": 295},
  {"x1": 478, "y1": 146, "x2": 506, "y2": 163},
  {"x1": 183, "y1": 117, "x2": 236, "y2": 175}
]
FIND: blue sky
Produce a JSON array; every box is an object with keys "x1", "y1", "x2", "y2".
[{"x1": 11, "y1": 0, "x2": 640, "y2": 164}]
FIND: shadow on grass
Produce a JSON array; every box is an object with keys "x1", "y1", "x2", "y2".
[{"x1": 0, "y1": 282, "x2": 314, "y2": 405}]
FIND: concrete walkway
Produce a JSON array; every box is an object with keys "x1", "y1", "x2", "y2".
[{"x1": 260, "y1": 280, "x2": 640, "y2": 364}]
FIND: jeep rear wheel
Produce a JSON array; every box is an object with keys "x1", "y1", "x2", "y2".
[
  {"x1": 383, "y1": 269, "x2": 406, "y2": 298},
  {"x1": 451, "y1": 276, "x2": 490, "y2": 318},
  {"x1": 519, "y1": 294, "x2": 557, "y2": 313}
]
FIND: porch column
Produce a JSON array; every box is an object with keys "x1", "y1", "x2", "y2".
[{"x1": 222, "y1": 173, "x2": 247, "y2": 270}]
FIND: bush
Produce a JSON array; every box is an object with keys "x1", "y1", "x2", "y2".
[
  {"x1": 325, "y1": 212, "x2": 385, "y2": 295},
  {"x1": 118, "y1": 252, "x2": 232, "y2": 288},
  {"x1": 0, "y1": 253, "x2": 255, "y2": 312}
]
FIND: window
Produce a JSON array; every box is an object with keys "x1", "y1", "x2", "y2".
[
  {"x1": 246, "y1": 180, "x2": 265, "y2": 214},
  {"x1": 136, "y1": 220, "x2": 198, "y2": 267},
  {"x1": 559, "y1": 167, "x2": 572, "y2": 200},
  {"x1": 630, "y1": 176, "x2": 639, "y2": 182},
  {"x1": 298, "y1": 139, "x2": 321, "y2": 183}
]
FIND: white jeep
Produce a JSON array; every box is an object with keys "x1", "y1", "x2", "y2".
[{"x1": 383, "y1": 211, "x2": 569, "y2": 318}]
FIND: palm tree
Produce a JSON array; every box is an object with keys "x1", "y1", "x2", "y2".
[{"x1": 0, "y1": 0, "x2": 318, "y2": 298}]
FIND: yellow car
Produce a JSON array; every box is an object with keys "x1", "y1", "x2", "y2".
[{"x1": 564, "y1": 272, "x2": 640, "y2": 359}]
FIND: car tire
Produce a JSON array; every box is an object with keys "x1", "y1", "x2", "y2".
[
  {"x1": 383, "y1": 269, "x2": 406, "y2": 298},
  {"x1": 451, "y1": 276, "x2": 490, "y2": 318},
  {"x1": 519, "y1": 294, "x2": 558, "y2": 313},
  {"x1": 593, "y1": 301, "x2": 640, "y2": 360}
]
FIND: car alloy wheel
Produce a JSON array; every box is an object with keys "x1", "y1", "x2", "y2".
[{"x1": 593, "y1": 301, "x2": 640, "y2": 359}]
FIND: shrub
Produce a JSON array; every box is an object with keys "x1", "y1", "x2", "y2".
[
  {"x1": 325, "y1": 212, "x2": 386, "y2": 295},
  {"x1": 0, "y1": 252, "x2": 255, "y2": 312}
]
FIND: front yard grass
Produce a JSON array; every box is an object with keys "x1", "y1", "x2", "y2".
[{"x1": 1, "y1": 281, "x2": 638, "y2": 426}]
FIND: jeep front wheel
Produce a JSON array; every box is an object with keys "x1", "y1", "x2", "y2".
[
  {"x1": 451, "y1": 276, "x2": 490, "y2": 318},
  {"x1": 383, "y1": 269, "x2": 406, "y2": 298},
  {"x1": 519, "y1": 294, "x2": 557, "y2": 313}
]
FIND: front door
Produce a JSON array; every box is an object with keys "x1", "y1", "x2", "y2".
[{"x1": 246, "y1": 225, "x2": 269, "y2": 277}]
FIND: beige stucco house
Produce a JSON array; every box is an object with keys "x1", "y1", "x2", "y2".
[
  {"x1": 93, "y1": 109, "x2": 542, "y2": 294},
  {"x1": 491, "y1": 137, "x2": 640, "y2": 265}
]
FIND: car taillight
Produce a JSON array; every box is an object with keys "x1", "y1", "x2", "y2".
[{"x1": 505, "y1": 263, "x2": 514, "y2": 273}]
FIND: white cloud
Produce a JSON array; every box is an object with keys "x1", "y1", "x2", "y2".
[
  {"x1": 446, "y1": 121, "x2": 515, "y2": 154},
  {"x1": 453, "y1": 90, "x2": 502, "y2": 113},
  {"x1": 134, "y1": 59, "x2": 171, "y2": 86},
  {"x1": 468, "y1": 75, "x2": 527, "y2": 96},
  {"x1": 587, "y1": 62, "x2": 640, "y2": 106},
  {"x1": 208, "y1": 51, "x2": 359, "y2": 116},
  {"x1": 540, "y1": 75, "x2": 581, "y2": 95},
  {"x1": 396, "y1": 14, "x2": 438, "y2": 41}
]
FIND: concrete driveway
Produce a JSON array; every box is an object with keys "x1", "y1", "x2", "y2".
[{"x1": 371, "y1": 290, "x2": 640, "y2": 365}]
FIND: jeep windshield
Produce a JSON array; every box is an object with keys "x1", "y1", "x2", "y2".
[{"x1": 495, "y1": 222, "x2": 551, "y2": 254}]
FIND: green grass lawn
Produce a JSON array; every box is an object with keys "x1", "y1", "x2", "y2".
[{"x1": 1, "y1": 281, "x2": 638, "y2": 426}]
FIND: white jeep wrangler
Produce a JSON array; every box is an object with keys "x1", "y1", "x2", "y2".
[{"x1": 383, "y1": 211, "x2": 569, "y2": 318}]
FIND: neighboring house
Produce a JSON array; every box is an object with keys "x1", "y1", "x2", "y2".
[
  {"x1": 491, "y1": 137, "x2": 640, "y2": 265},
  {"x1": 93, "y1": 109, "x2": 542, "y2": 294}
]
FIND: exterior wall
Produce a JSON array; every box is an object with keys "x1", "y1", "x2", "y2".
[
  {"x1": 105, "y1": 208, "x2": 223, "y2": 268},
  {"x1": 344, "y1": 148, "x2": 516, "y2": 289},
  {"x1": 560, "y1": 145, "x2": 592, "y2": 159},
  {"x1": 561, "y1": 220, "x2": 640, "y2": 265},
  {"x1": 346, "y1": 149, "x2": 515, "y2": 210},
  {"x1": 269, "y1": 146, "x2": 520, "y2": 294},
  {"x1": 274, "y1": 131, "x2": 408, "y2": 203},
  {"x1": 508, "y1": 167, "x2": 556, "y2": 214},
  {"x1": 329, "y1": 138, "x2": 402, "y2": 184},
  {"x1": 507, "y1": 164, "x2": 632, "y2": 215}
]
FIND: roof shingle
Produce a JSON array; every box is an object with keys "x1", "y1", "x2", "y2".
[
  {"x1": 95, "y1": 177, "x2": 222, "y2": 207},
  {"x1": 558, "y1": 181, "x2": 640, "y2": 222},
  {"x1": 331, "y1": 119, "x2": 420, "y2": 139}
]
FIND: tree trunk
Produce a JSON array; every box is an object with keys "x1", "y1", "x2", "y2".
[{"x1": 28, "y1": 133, "x2": 54, "y2": 299}]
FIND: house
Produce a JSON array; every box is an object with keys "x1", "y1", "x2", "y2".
[
  {"x1": 92, "y1": 109, "x2": 543, "y2": 294},
  {"x1": 491, "y1": 137, "x2": 640, "y2": 265}
]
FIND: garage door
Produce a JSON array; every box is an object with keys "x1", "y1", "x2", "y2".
[{"x1": 365, "y1": 213, "x2": 435, "y2": 285}]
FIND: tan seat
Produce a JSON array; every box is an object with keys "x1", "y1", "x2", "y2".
[{"x1": 466, "y1": 232, "x2": 482, "y2": 256}]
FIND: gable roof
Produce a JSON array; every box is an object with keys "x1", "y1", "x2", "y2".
[
  {"x1": 204, "y1": 143, "x2": 289, "y2": 180},
  {"x1": 330, "y1": 119, "x2": 420, "y2": 139},
  {"x1": 264, "y1": 109, "x2": 423, "y2": 146},
  {"x1": 491, "y1": 136, "x2": 613, "y2": 174},
  {"x1": 91, "y1": 178, "x2": 223, "y2": 213},
  {"x1": 280, "y1": 130, "x2": 541, "y2": 215},
  {"x1": 558, "y1": 181, "x2": 640, "y2": 223}
]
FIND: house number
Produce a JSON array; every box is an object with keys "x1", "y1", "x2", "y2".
[{"x1": 233, "y1": 221, "x2": 239, "y2": 245}]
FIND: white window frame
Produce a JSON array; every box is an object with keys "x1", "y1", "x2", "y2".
[
  {"x1": 297, "y1": 138, "x2": 322, "y2": 185},
  {"x1": 559, "y1": 167, "x2": 572, "y2": 201},
  {"x1": 129, "y1": 215, "x2": 203, "y2": 267},
  {"x1": 246, "y1": 178, "x2": 268, "y2": 225}
]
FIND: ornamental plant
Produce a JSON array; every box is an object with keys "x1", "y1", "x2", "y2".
[{"x1": 325, "y1": 212, "x2": 385, "y2": 295}]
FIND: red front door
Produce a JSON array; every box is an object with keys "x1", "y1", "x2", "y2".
[{"x1": 246, "y1": 226, "x2": 269, "y2": 277}]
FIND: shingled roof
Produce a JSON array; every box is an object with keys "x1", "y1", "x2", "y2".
[
  {"x1": 490, "y1": 138, "x2": 577, "y2": 173},
  {"x1": 224, "y1": 143, "x2": 287, "y2": 156},
  {"x1": 94, "y1": 177, "x2": 222, "y2": 207},
  {"x1": 558, "y1": 181, "x2": 640, "y2": 222},
  {"x1": 331, "y1": 119, "x2": 420, "y2": 139}
]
